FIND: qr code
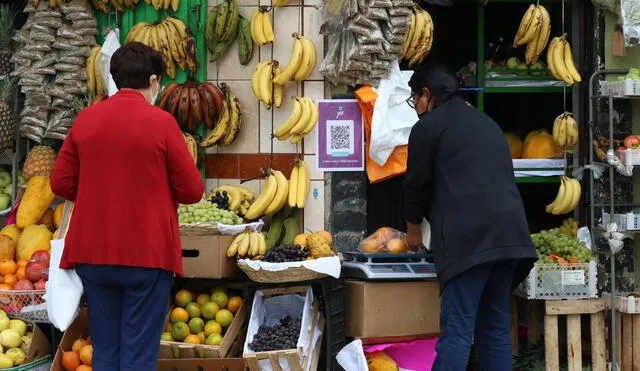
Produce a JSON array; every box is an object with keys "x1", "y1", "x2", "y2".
[{"x1": 329, "y1": 124, "x2": 352, "y2": 151}]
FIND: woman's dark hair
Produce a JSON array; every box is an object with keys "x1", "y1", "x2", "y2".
[
  {"x1": 408, "y1": 65, "x2": 459, "y2": 104},
  {"x1": 110, "y1": 42, "x2": 166, "y2": 90}
]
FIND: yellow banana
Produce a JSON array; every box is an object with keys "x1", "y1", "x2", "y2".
[
  {"x1": 275, "y1": 97, "x2": 302, "y2": 138},
  {"x1": 552, "y1": 35, "x2": 574, "y2": 84},
  {"x1": 261, "y1": 10, "x2": 275, "y2": 43},
  {"x1": 272, "y1": 34, "x2": 303, "y2": 85},
  {"x1": 299, "y1": 99, "x2": 319, "y2": 137},
  {"x1": 288, "y1": 164, "x2": 299, "y2": 208},
  {"x1": 551, "y1": 176, "x2": 574, "y2": 215},
  {"x1": 227, "y1": 232, "x2": 245, "y2": 257},
  {"x1": 564, "y1": 178, "x2": 582, "y2": 213},
  {"x1": 556, "y1": 115, "x2": 568, "y2": 147},
  {"x1": 251, "y1": 60, "x2": 270, "y2": 100},
  {"x1": 250, "y1": 8, "x2": 268, "y2": 45},
  {"x1": 513, "y1": 4, "x2": 538, "y2": 47},
  {"x1": 296, "y1": 160, "x2": 311, "y2": 208},
  {"x1": 405, "y1": 6, "x2": 426, "y2": 61},
  {"x1": 401, "y1": 11, "x2": 416, "y2": 60},
  {"x1": 258, "y1": 61, "x2": 274, "y2": 108},
  {"x1": 273, "y1": 66, "x2": 284, "y2": 108},
  {"x1": 245, "y1": 173, "x2": 278, "y2": 220},
  {"x1": 293, "y1": 36, "x2": 317, "y2": 81},
  {"x1": 257, "y1": 232, "x2": 267, "y2": 255},
  {"x1": 565, "y1": 114, "x2": 579, "y2": 147},
  {"x1": 237, "y1": 231, "x2": 251, "y2": 257},
  {"x1": 563, "y1": 38, "x2": 581, "y2": 83},
  {"x1": 289, "y1": 97, "x2": 312, "y2": 135},
  {"x1": 249, "y1": 230, "x2": 260, "y2": 256},
  {"x1": 546, "y1": 177, "x2": 567, "y2": 214},
  {"x1": 213, "y1": 185, "x2": 243, "y2": 211},
  {"x1": 552, "y1": 112, "x2": 565, "y2": 146},
  {"x1": 264, "y1": 170, "x2": 289, "y2": 216}
]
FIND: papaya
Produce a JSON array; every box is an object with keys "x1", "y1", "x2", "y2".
[
  {"x1": 0, "y1": 225, "x2": 20, "y2": 242},
  {"x1": 0, "y1": 235, "x2": 15, "y2": 260},
  {"x1": 17, "y1": 225, "x2": 52, "y2": 261},
  {"x1": 16, "y1": 176, "x2": 55, "y2": 229}
]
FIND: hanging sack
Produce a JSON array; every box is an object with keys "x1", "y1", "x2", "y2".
[{"x1": 46, "y1": 200, "x2": 83, "y2": 331}]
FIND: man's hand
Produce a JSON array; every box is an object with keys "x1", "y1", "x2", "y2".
[{"x1": 406, "y1": 222, "x2": 423, "y2": 250}]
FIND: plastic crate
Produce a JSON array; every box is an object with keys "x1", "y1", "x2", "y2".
[
  {"x1": 600, "y1": 78, "x2": 640, "y2": 96},
  {"x1": 614, "y1": 148, "x2": 640, "y2": 165},
  {"x1": 0, "y1": 289, "x2": 48, "y2": 323},
  {"x1": 602, "y1": 292, "x2": 640, "y2": 314},
  {"x1": 601, "y1": 211, "x2": 640, "y2": 231},
  {"x1": 516, "y1": 262, "x2": 598, "y2": 300}
]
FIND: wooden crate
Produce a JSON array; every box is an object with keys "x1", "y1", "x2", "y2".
[
  {"x1": 613, "y1": 312, "x2": 640, "y2": 371},
  {"x1": 544, "y1": 299, "x2": 607, "y2": 371}
]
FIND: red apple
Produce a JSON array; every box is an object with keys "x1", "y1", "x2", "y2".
[
  {"x1": 30, "y1": 251, "x2": 50, "y2": 268},
  {"x1": 618, "y1": 146, "x2": 628, "y2": 151},
  {"x1": 14, "y1": 280, "x2": 34, "y2": 291},
  {"x1": 624, "y1": 135, "x2": 640, "y2": 149},
  {"x1": 25, "y1": 261, "x2": 45, "y2": 282},
  {"x1": 34, "y1": 279, "x2": 46, "y2": 290}
]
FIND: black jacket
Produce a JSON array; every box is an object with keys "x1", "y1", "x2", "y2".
[{"x1": 404, "y1": 96, "x2": 537, "y2": 289}]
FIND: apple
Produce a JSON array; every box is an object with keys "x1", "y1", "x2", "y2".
[
  {"x1": 0, "y1": 195, "x2": 10, "y2": 211},
  {"x1": 13, "y1": 280, "x2": 34, "y2": 291},
  {"x1": 624, "y1": 135, "x2": 640, "y2": 149},
  {"x1": 34, "y1": 279, "x2": 46, "y2": 290},
  {"x1": 30, "y1": 251, "x2": 50, "y2": 268},
  {"x1": 25, "y1": 261, "x2": 44, "y2": 282}
]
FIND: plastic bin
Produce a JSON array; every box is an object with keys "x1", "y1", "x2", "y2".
[{"x1": 515, "y1": 261, "x2": 598, "y2": 300}]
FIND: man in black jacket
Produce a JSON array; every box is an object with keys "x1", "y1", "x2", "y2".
[{"x1": 403, "y1": 66, "x2": 537, "y2": 371}]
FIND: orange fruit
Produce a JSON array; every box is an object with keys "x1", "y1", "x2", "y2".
[
  {"x1": 183, "y1": 334, "x2": 202, "y2": 344},
  {"x1": 72, "y1": 338, "x2": 89, "y2": 354},
  {"x1": 15, "y1": 267, "x2": 25, "y2": 281},
  {"x1": 215, "y1": 309, "x2": 234, "y2": 327},
  {"x1": 76, "y1": 365, "x2": 92, "y2": 371},
  {"x1": 170, "y1": 307, "x2": 189, "y2": 324},
  {"x1": 61, "y1": 351, "x2": 81, "y2": 371},
  {"x1": 79, "y1": 345, "x2": 92, "y2": 365},
  {"x1": 174, "y1": 289, "x2": 194, "y2": 308},
  {"x1": 0, "y1": 283, "x2": 12, "y2": 291},
  {"x1": 0, "y1": 259, "x2": 17, "y2": 276},
  {"x1": 3, "y1": 274, "x2": 17, "y2": 287},
  {"x1": 227, "y1": 296, "x2": 243, "y2": 313},
  {"x1": 16, "y1": 259, "x2": 27, "y2": 269},
  {"x1": 293, "y1": 234, "x2": 309, "y2": 247},
  {"x1": 315, "y1": 230, "x2": 333, "y2": 244}
]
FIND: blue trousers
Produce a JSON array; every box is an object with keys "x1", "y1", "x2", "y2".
[
  {"x1": 432, "y1": 260, "x2": 517, "y2": 371},
  {"x1": 76, "y1": 264, "x2": 173, "y2": 371}
]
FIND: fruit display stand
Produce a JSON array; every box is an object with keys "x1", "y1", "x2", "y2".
[
  {"x1": 242, "y1": 286, "x2": 324, "y2": 371},
  {"x1": 602, "y1": 293, "x2": 640, "y2": 370}
]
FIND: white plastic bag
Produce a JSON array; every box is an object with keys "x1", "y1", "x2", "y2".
[
  {"x1": 97, "y1": 29, "x2": 120, "y2": 97},
  {"x1": 370, "y1": 61, "x2": 418, "y2": 165},
  {"x1": 46, "y1": 200, "x2": 83, "y2": 331}
]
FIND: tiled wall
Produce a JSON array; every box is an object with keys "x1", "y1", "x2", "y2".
[{"x1": 204, "y1": 0, "x2": 326, "y2": 232}]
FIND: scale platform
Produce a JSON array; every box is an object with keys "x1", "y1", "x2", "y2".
[{"x1": 342, "y1": 252, "x2": 437, "y2": 280}]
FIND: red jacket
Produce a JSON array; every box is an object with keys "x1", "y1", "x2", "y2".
[{"x1": 51, "y1": 90, "x2": 204, "y2": 275}]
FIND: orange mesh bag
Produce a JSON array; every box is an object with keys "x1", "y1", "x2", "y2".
[{"x1": 355, "y1": 86, "x2": 408, "y2": 184}]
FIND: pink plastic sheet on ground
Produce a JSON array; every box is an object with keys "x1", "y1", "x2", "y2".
[{"x1": 364, "y1": 338, "x2": 439, "y2": 371}]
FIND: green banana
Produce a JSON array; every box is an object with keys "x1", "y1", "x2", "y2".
[
  {"x1": 209, "y1": 36, "x2": 234, "y2": 62},
  {"x1": 237, "y1": 16, "x2": 253, "y2": 65},
  {"x1": 215, "y1": 0, "x2": 230, "y2": 42},
  {"x1": 205, "y1": 7, "x2": 218, "y2": 53},
  {"x1": 265, "y1": 210, "x2": 285, "y2": 251},
  {"x1": 221, "y1": 0, "x2": 239, "y2": 43},
  {"x1": 282, "y1": 209, "x2": 300, "y2": 246}
]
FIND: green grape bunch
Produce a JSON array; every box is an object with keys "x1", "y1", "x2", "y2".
[{"x1": 178, "y1": 202, "x2": 244, "y2": 225}]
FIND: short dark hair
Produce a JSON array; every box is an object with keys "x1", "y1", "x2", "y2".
[
  {"x1": 409, "y1": 65, "x2": 459, "y2": 104},
  {"x1": 110, "y1": 42, "x2": 166, "y2": 90}
]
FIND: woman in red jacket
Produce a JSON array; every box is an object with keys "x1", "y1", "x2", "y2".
[{"x1": 50, "y1": 42, "x2": 204, "y2": 371}]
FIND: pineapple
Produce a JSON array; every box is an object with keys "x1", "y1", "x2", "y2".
[
  {"x1": 23, "y1": 146, "x2": 57, "y2": 180},
  {"x1": 0, "y1": 5, "x2": 15, "y2": 75},
  {"x1": 0, "y1": 76, "x2": 16, "y2": 152}
]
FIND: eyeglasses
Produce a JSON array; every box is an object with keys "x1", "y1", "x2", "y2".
[{"x1": 406, "y1": 95, "x2": 417, "y2": 109}]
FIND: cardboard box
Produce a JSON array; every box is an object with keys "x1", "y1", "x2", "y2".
[
  {"x1": 51, "y1": 309, "x2": 89, "y2": 371},
  {"x1": 6, "y1": 321, "x2": 52, "y2": 371},
  {"x1": 346, "y1": 280, "x2": 441, "y2": 338},
  {"x1": 157, "y1": 358, "x2": 247, "y2": 371},
  {"x1": 181, "y1": 235, "x2": 240, "y2": 279}
]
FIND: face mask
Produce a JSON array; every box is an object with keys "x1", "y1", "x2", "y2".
[{"x1": 149, "y1": 76, "x2": 159, "y2": 105}]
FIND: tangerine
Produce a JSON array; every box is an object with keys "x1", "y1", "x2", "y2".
[
  {"x1": 15, "y1": 267, "x2": 26, "y2": 281},
  {"x1": 293, "y1": 234, "x2": 309, "y2": 247},
  {"x1": 170, "y1": 307, "x2": 189, "y2": 324},
  {"x1": 16, "y1": 260, "x2": 27, "y2": 269},
  {"x1": 72, "y1": 338, "x2": 89, "y2": 353},
  {"x1": 183, "y1": 334, "x2": 202, "y2": 344},
  {"x1": 215, "y1": 309, "x2": 234, "y2": 327},
  {"x1": 3, "y1": 274, "x2": 17, "y2": 287},
  {"x1": 79, "y1": 345, "x2": 92, "y2": 365},
  {"x1": 174, "y1": 290, "x2": 194, "y2": 308},
  {"x1": 0, "y1": 260, "x2": 16, "y2": 276},
  {"x1": 61, "y1": 351, "x2": 81, "y2": 371},
  {"x1": 227, "y1": 297, "x2": 243, "y2": 313},
  {"x1": 76, "y1": 365, "x2": 92, "y2": 371}
]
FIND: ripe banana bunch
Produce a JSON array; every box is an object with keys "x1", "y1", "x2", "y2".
[
  {"x1": 126, "y1": 17, "x2": 198, "y2": 78},
  {"x1": 244, "y1": 169, "x2": 289, "y2": 220},
  {"x1": 145, "y1": 0, "x2": 181, "y2": 11},
  {"x1": 250, "y1": 7, "x2": 275, "y2": 46},
  {"x1": 552, "y1": 112, "x2": 579, "y2": 148},
  {"x1": 251, "y1": 60, "x2": 281, "y2": 109},
  {"x1": 515, "y1": 5, "x2": 550, "y2": 65},
  {"x1": 547, "y1": 34, "x2": 582, "y2": 85},
  {"x1": 275, "y1": 97, "x2": 319, "y2": 144},
  {"x1": 206, "y1": 0, "x2": 240, "y2": 63},
  {"x1": 272, "y1": 33, "x2": 317, "y2": 85},
  {"x1": 157, "y1": 81, "x2": 225, "y2": 133},
  {"x1": 226, "y1": 229, "x2": 267, "y2": 258},
  {"x1": 92, "y1": 0, "x2": 147, "y2": 12},
  {"x1": 546, "y1": 176, "x2": 582, "y2": 216},
  {"x1": 288, "y1": 159, "x2": 310, "y2": 209},
  {"x1": 401, "y1": 4, "x2": 434, "y2": 67},
  {"x1": 183, "y1": 133, "x2": 199, "y2": 165},
  {"x1": 86, "y1": 46, "x2": 106, "y2": 96},
  {"x1": 210, "y1": 185, "x2": 254, "y2": 213},
  {"x1": 200, "y1": 83, "x2": 244, "y2": 147}
]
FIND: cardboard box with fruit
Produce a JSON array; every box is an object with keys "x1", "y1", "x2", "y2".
[
  {"x1": 0, "y1": 312, "x2": 52, "y2": 371},
  {"x1": 159, "y1": 284, "x2": 246, "y2": 359},
  {"x1": 51, "y1": 309, "x2": 89, "y2": 371}
]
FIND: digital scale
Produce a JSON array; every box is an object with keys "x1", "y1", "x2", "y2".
[{"x1": 341, "y1": 252, "x2": 437, "y2": 280}]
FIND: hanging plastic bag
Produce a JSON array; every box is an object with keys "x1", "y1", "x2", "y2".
[
  {"x1": 355, "y1": 85, "x2": 407, "y2": 183},
  {"x1": 97, "y1": 29, "x2": 121, "y2": 97},
  {"x1": 46, "y1": 200, "x2": 83, "y2": 331}
]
